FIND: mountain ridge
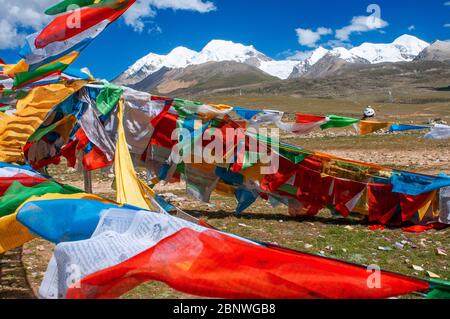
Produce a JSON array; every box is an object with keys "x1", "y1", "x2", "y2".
[
  {"x1": 113, "y1": 35, "x2": 450, "y2": 97},
  {"x1": 114, "y1": 34, "x2": 434, "y2": 84}
]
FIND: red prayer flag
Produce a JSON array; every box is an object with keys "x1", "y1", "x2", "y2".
[
  {"x1": 0, "y1": 173, "x2": 48, "y2": 196},
  {"x1": 333, "y1": 178, "x2": 366, "y2": 217},
  {"x1": 368, "y1": 184, "x2": 400, "y2": 224},
  {"x1": 82, "y1": 144, "x2": 112, "y2": 171},
  {"x1": 61, "y1": 139, "x2": 79, "y2": 168},
  {"x1": 66, "y1": 228, "x2": 430, "y2": 299},
  {"x1": 400, "y1": 192, "x2": 435, "y2": 222},
  {"x1": 295, "y1": 114, "x2": 328, "y2": 124},
  {"x1": 261, "y1": 156, "x2": 298, "y2": 192},
  {"x1": 35, "y1": 1, "x2": 136, "y2": 48},
  {"x1": 150, "y1": 112, "x2": 178, "y2": 149},
  {"x1": 295, "y1": 165, "x2": 333, "y2": 215}
]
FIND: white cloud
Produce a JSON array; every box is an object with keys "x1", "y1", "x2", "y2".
[
  {"x1": 0, "y1": 0, "x2": 54, "y2": 49},
  {"x1": 0, "y1": 0, "x2": 216, "y2": 48},
  {"x1": 335, "y1": 15, "x2": 389, "y2": 41},
  {"x1": 325, "y1": 39, "x2": 352, "y2": 49},
  {"x1": 408, "y1": 25, "x2": 415, "y2": 31},
  {"x1": 283, "y1": 49, "x2": 314, "y2": 61},
  {"x1": 295, "y1": 27, "x2": 332, "y2": 48},
  {"x1": 150, "y1": 0, "x2": 215, "y2": 11},
  {"x1": 445, "y1": 24, "x2": 450, "y2": 27},
  {"x1": 124, "y1": 0, "x2": 216, "y2": 32}
]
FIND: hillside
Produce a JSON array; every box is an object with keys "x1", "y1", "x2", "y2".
[
  {"x1": 415, "y1": 40, "x2": 450, "y2": 62},
  {"x1": 190, "y1": 60, "x2": 450, "y2": 102},
  {"x1": 129, "y1": 61, "x2": 278, "y2": 95}
]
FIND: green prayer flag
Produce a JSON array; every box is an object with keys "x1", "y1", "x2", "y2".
[
  {"x1": 28, "y1": 121, "x2": 61, "y2": 143},
  {"x1": 46, "y1": 0, "x2": 96, "y2": 15},
  {"x1": 13, "y1": 62, "x2": 68, "y2": 89},
  {"x1": 427, "y1": 279, "x2": 450, "y2": 299},
  {"x1": 0, "y1": 181, "x2": 82, "y2": 218},
  {"x1": 0, "y1": 105, "x2": 11, "y2": 112},
  {"x1": 176, "y1": 163, "x2": 186, "y2": 174},
  {"x1": 321, "y1": 115, "x2": 360, "y2": 130},
  {"x1": 96, "y1": 83, "x2": 123, "y2": 115},
  {"x1": 279, "y1": 148, "x2": 309, "y2": 164},
  {"x1": 45, "y1": 0, "x2": 122, "y2": 15},
  {"x1": 278, "y1": 184, "x2": 298, "y2": 196},
  {"x1": 173, "y1": 98, "x2": 203, "y2": 118}
]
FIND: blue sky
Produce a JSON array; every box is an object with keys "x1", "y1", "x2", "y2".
[{"x1": 1, "y1": 0, "x2": 449, "y2": 80}]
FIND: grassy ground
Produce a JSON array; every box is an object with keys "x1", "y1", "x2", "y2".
[
  {"x1": 22, "y1": 182, "x2": 450, "y2": 299},
  {"x1": 14, "y1": 94, "x2": 450, "y2": 299}
]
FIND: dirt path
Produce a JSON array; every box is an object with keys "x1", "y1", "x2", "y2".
[{"x1": 0, "y1": 248, "x2": 35, "y2": 299}]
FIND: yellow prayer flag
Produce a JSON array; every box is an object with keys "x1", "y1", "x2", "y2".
[
  {"x1": 2, "y1": 59, "x2": 29, "y2": 76},
  {"x1": 0, "y1": 213, "x2": 35, "y2": 254},
  {"x1": 0, "y1": 81, "x2": 86, "y2": 163},
  {"x1": 39, "y1": 51, "x2": 80, "y2": 70},
  {"x1": 115, "y1": 99, "x2": 157, "y2": 210},
  {"x1": 0, "y1": 192, "x2": 114, "y2": 254},
  {"x1": 358, "y1": 121, "x2": 390, "y2": 135}
]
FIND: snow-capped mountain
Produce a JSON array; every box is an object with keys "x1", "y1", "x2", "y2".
[
  {"x1": 190, "y1": 40, "x2": 270, "y2": 65},
  {"x1": 116, "y1": 40, "x2": 293, "y2": 84},
  {"x1": 289, "y1": 35, "x2": 428, "y2": 78},
  {"x1": 192, "y1": 40, "x2": 298, "y2": 80},
  {"x1": 115, "y1": 35, "x2": 433, "y2": 85},
  {"x1": 350, "y1": 34, "x2": 429, "y2": 63},
  {"x1": 118, "y1": 47, "x2": 198, "y2": 85},
  {"x1": 289, "y1": 46, "x2": 369, "y2": 78},
  {"x1": 289, "y1": 47, "x2": 329, "y2": 78},
  {"x1": 258, "y1": 60, "x2": 300, "y2": 80},
  {"x1": 327, "y1": 47, "x2": 369, "y2": 64}
]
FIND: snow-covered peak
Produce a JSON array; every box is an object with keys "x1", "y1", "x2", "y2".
[
  {"x1": 328, "y1": 47, "x2": 363, "y2": 63},
  {"x1": 288, "y1": 47, "x2": 329, "y2": 78},
  {"x1": 164, "y1": 47, "x2": 198, "y2": 68},
  {"x1": 202, "y1": 39, "x2": 256, "y2": 53},
  {"x1": 350, "y1": 34, "x2": 429, "y2": 63},
  {"x1": 119, "y1": 39, "x2": 283, "y2": 82},
  {"x1": 393, "y1": 34, "x2": 429, "y2": 52},
  {"x1": 121, "y1": 46, "x2": 198, "y2": 82},
  {"x1": 309, "y1": 47, "x2": 329, "y2": 64},
  {"x1": 350, "y1": 42, "x2": 401, "y2": 63},
  {"x1": 259, "y1": 60, "x2": 300, "y2": 79},
  {"x1": 392, "y1": 34, "x2": 429, "y2": 60},
  {"x1": 193, "y1": 39, "x2": 271, "y2": 65},
  {"x1": 124, "y1": 52, "x2": 165, "y2": 76}
]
